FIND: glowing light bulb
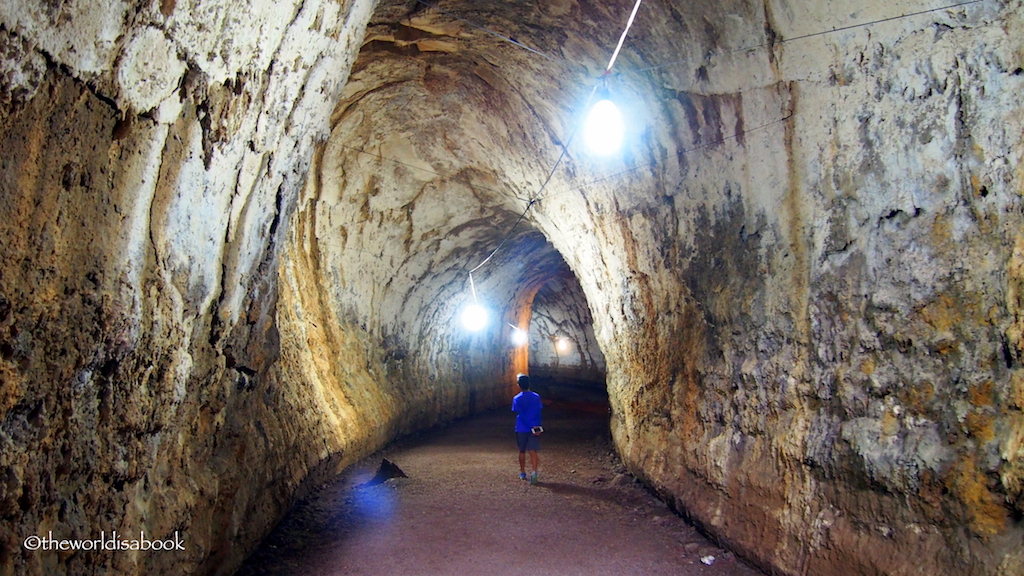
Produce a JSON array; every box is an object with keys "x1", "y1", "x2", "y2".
[
  {"x1": 461, "y1": 303, "x2": 488, "y2": 332},
  {"x1": 556, "y1": 338, "x2": 570, "y2": 353},
  {"x1": 583, "y1": 99, "x2": 624, "y2": 156},
  {"x1": 511, "y1": 327, "x2": 528, "y2": 346}
]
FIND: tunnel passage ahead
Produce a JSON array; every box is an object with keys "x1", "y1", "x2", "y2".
[
  {"x1": 279, "y1": 1, "x2": 1024, "y2": 573},
  {"x1": 528, "y1": 272, "x2": 607, "y2": 405}
]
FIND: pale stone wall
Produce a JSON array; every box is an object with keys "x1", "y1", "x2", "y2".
[
  {"x1": 531, "y1": 1, "x2": 1024, "y2": 574},
  {"x1": 0, "y1": 0, "x2": 379, "y2": 574}
]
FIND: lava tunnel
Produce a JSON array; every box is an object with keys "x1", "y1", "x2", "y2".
[{"x1": 1, "y1": 0, "x2": 1023, "y2": 574}]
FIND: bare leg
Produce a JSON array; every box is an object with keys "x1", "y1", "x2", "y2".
[
  {"x1": 519, "y1": 451, "x2": 526, "y2": 474},
  {"x1": 529, "y1": 450, "x2": 539, "y2": 473}
]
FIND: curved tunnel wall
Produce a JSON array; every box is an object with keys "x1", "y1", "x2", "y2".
[
  {"x1": 528, "y1": 273, "x2": 607, "y2": 400},
  {"x1": 315, "y1": 1, "x2": 1024, "y2": 574},
  {"x1": 0, "y1": 0, "x2": 382, "y2": 573},
  {"x1": 558, "y1": 3, "x2": 1024, "y2": 573},
  {"x1": 2, "y1": 1, "x2": 1024, "y2": 576}
]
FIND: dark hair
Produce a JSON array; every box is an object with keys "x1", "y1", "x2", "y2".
[{"x1": 516, "y1": 373, "x2": 531, "y2": 390}]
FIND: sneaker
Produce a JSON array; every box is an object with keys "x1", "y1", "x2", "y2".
[
  {"x1": 519, "y1": 472, "x2": 527, "y2": 481},
  {"x1": 529, "y1": 471, "x2": 538, "y2": 485}
]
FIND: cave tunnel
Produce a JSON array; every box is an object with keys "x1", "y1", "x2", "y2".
[
  {"x1": 524, "y1": 260, "x2": 609, "y2": 406},
  {"x1": 2, "y1": 0, "x2": 1024, "y2": 574}
]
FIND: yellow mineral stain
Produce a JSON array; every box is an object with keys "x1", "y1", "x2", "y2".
[
  {"x1": 964, "y1": 412, "x2": 996, "y2": 444},
  {"x1": 969, "y1": 381, "x2": 995, "y2": 407},
  {"x1": 930, "y1": 213, "x2": 952, "y2": 247},
  {"x1": 919, "y1": 294, "x2": 961, "y2": 333},
  {"x1": 860, "y1": 357, "x2": 875, "y2": 375},
  {"x1": 881, "y1": 409, "x2": 899, "y2": 437},
  {"x1": 0, "y1": 365, "x2": 22, "y2": 415},
  {"x1": 971, "y1": 143, "x2": 986, "y2": 164},
  {"x1": 900, "y1": 380, "x2": 934, "y2": 414},
  {"x1": 948, "y1": 455, "x2": 1008, "y2": 537}
]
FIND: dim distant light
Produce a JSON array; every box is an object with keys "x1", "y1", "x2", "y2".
[{"x1": 556, "y1": 338, "x2": 571, "y2": 353}]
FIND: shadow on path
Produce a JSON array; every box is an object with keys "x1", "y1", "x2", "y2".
[{"x1": 536, "y1": 481, "x2": 628, "y2": 505}]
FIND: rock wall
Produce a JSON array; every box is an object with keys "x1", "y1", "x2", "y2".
[
  {"x1": 525, "y1": 1, "x2": 1024, "y2": 574},
  {"x1": 0, "y1": 0, "x2": 380, "y2": 574}
]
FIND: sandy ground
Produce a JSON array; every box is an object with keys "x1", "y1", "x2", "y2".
[{"x1": 235, "y1": 402, "x2": 766, "y2": 576}]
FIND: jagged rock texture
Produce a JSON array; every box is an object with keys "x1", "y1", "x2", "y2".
[{"x1": 0, "y1": 0, "x2": 381, "y2": 574}]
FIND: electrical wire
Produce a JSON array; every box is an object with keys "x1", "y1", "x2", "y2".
[
  {"x1": 606, "y1": 0, "x2": 644, "y2": 72},
  {"x1": 633, "y1": 0, "x2": 983, "y2": 74},
  {"x1": 529, "y1": 83, "x2": 601, "y2": 203},
  {"x1": 464, "y1": 0, "x2": 646, "y2": 288},
  {"x1": 468, "y1": 199, "x2": 536, "y2": 275},
  {"x1": 533, "y1": 114, "x2": 792, "y2": 202}
]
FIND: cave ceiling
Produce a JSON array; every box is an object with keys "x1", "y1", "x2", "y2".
[{"x1": 316, "y1": 0, "x2": 733, "y2": 308}]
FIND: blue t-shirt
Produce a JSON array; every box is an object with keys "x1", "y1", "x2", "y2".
[{"x1": 512, "y1": 390, "x2": 542, "y2": 433}]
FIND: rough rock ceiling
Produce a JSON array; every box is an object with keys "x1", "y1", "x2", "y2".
[{"x1": 303, "y1": 0, "x2": 763, "y2": 355}]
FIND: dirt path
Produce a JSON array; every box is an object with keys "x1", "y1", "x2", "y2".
[{"x1": 236, "y1": 403, "x2": 765, "y2": 576}]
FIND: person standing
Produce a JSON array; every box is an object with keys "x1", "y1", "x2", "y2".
[{"x1": 512, "y1": 373, "x2": 542, "y2": 484}]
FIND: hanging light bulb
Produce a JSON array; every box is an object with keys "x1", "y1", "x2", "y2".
[
  {"x1": 461, "y1": 303, "x2": 488, "y2": 332},
  {"x1": 556, "y1": 337, "x2": 571, "y2": 353},
  {"x1": 460, "y1": 272, "x2": 489, "y2": 332},
  {"x1": 510, "y1": 326, "x2": 528, "y2": 346},
  {"x1": 583, "y1": 97, "x2": 624, "y2": 156}
]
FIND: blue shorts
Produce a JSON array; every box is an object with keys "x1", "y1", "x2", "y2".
[{"x1": 516, "y1": 432, "x2": 540, "y2": 452}]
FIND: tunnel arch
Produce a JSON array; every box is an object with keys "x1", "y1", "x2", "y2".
[
  {"x1": 274, "y1": 0, "x2": 647, "y2": 443},
  {"x1": 279, "y1": 3, "x2": 1024, "y2": 574}
]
